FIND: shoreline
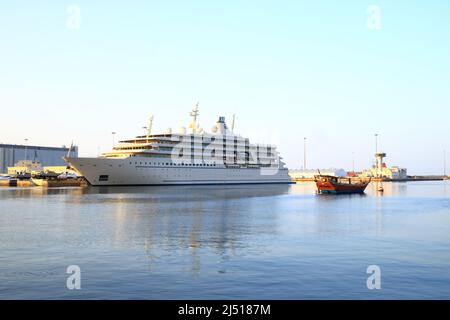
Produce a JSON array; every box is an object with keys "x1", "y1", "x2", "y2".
[{"x1": 292, "y1": 176, "x2": 449, "y2": 182}]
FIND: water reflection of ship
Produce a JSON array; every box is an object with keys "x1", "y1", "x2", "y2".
[
  {"x1": 82, "y1": 184, "x2": 291, "y2": 199},
  {"x1": 97, "y1": 185, "x2": 291, "y2": 274}
]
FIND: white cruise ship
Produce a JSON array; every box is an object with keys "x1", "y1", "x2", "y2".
[{"x1": 65, "y1": 106, "x2": 292, "y2": 186}]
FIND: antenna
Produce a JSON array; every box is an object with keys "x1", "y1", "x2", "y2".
[
  {"x1": 231, "y1": 114, "x2": 236, "y2": 132},
  {"x1": 147, "y1": 114, "x2": 154, "y2": 136}
]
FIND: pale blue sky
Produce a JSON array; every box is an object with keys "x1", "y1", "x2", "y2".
[{"x1": 1, "y1": 1, "x2": 449, "y2": 174}]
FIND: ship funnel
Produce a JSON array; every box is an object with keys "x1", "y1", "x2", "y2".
[{"x1": 215, "y1": 116, "x2": 228, "y2": 134}]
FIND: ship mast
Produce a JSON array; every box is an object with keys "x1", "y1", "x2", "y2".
[
  {"x1": 231, "y1": 114, "x2": 236, "y2": 132},
  {"x1": 147, "y1": 114, "x2": 154, "y2": 136},
  {"x1": 189, "y1": 102, "x2": 200, "y2": 134}
]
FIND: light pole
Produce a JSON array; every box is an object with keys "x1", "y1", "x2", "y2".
[
  {"x1": 375, "y1": 133, "x2": 378, "y2": 154},
  {"x1": 24, "y1": 138, "x2": 28, "y2": 162},
  {"x1": 352, "y1": 152, "x2": 355, "y2": 173},
  {"x1": 112, "y1": 132, "x2": 116, "y2": 148},
  {"x1": 444, "y1": 150, "x2": 447, "y2": 177},
  {"x1": 303, "y1": 137, "x2": 307, "y2": 170}
]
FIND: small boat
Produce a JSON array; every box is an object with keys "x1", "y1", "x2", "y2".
[
  {"x1": 15, "y1": 172, "x2": 32, "y2": 180},
  {"x1": 33, "y1": 171, "x2": 60, "y2": 179},
  {"x1": 315, "y1": 174, "x2": 370, "y2": 194},
  {"x1": 31, "y1": 178, "x2": 84, "y2": 187},
  {"x1": 31, "y1": 171, "x2": 84, "y2": 187}
]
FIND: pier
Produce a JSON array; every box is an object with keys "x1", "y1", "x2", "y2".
[{"x1": 0, "y1": 177, "x2": 88, "y2": 188}]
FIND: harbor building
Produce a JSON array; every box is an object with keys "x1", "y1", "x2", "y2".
[
  {"x1": 7, "y1": 160, "x2": 43, "y2": 175},
  {"x1": 0, "y1": 144, "x2": 78, "y2": 174},
  {"x1": 289, "y1": 168, "x2": 347, "y2": 181},
  {"x1": 360, "y1": 152, "x2": 407, "y2": 180}
]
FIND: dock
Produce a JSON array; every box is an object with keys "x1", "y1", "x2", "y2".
[
  {"x1": 0, "y1": 178, "x2": 88, "y2": 188},
  {"x1": 292, "y1": 175, "x2": 448, "y2": 183},
  {"x1": 0, "y1": 179, "x2": 35, "y2": 187}
]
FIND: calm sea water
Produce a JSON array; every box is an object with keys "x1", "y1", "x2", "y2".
[{"x1": 0, "y1": 181, "x2": 449, "y2": 299}]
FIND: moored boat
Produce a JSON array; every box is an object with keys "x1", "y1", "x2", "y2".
[
  {"x1": 64, "y1": 105, "x2": 292, "y2": 186},
  {"x1": 315, "y1": 175, "x2": 370, "y2": 194},
  {"x1": 31, "y1": 178, "x2": 85, "y2": 187},
  {"x1": 31, "y1": 170, "x2": 85, "y2": 187}
]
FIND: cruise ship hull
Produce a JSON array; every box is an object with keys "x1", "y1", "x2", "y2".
[{"x1": 66, "y1": 157, "x2": 293, "y2": 186}]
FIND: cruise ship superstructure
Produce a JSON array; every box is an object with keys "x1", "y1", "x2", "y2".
[{"x1": 66, "y1": 106, "x2": 292, "y2": 186}]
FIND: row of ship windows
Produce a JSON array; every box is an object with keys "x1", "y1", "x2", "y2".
[
  {"x1": 127, "y1": 154, "x2": 275, "y2": 160},
  {"x1": 131, "y1": 161, "x2": 218, "y2": 167},
  {"x1": 128, "y1": 137, "x2": 259, "y2": 143},
  {"x1": 117, "y1": 145, "x2": 273, "y2": 153}
]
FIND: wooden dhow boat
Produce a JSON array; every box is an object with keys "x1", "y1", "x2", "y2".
[{"x1": 315, "y1": 173, "x2": 370, "y2": 194}]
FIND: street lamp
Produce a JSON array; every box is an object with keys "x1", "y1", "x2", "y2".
[
  {"x1": 352, "y1": 152, "x2": 355, "y2": 173},
  {"x1": 303, "y1": 137, "x2": 307, "y2": 170},
  {"x1": 374, "y1": 133, "x2": 378, "y2": 154},
  {"x1": 444, "y1": 150, "x2": 447, "y2": 177},
  {"x1": 112, "y1": 132, "x2": 116, "y2": 148},
  {"x1": 24, "y1": 138, "x2": 29, "y2": 162}
]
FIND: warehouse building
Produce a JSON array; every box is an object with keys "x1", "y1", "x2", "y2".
[{"x1": 0, "y1": 144, "x2": 78, "y2": 174}]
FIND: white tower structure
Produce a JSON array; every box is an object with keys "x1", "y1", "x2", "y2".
[{"x1": 375, "y1": 152, "x2": 386, "y2": 177}]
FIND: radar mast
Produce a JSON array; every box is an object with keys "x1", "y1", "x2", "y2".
[
  {"x1": 189, "y1": 102, "x2": 200, "y2": 134},
  {"x1": 147, "y1": 114, "x2": 154, "y2": 136}
]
